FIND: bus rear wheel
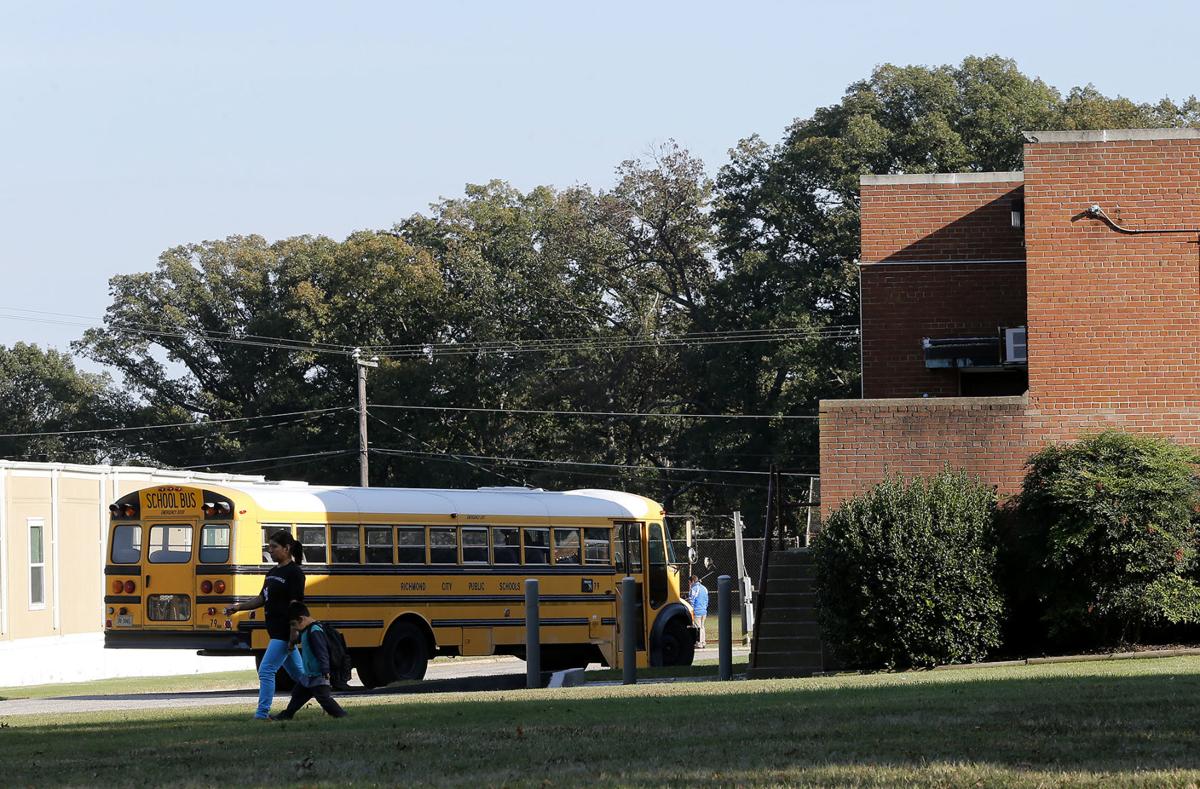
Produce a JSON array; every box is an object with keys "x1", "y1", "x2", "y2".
[
  {"x1": 373, "y1": 622, "x2": 429, "y2": 683},
  {"x1": 254, "y1": 651, "x2": 296, "y2": 692},
  {"x1": 352, "y1": 651, "x2": 381, "y2": 689}
]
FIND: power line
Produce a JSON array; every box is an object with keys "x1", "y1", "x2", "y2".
[
  {"x1": 369, "y1": 448, "x2": 768, "y2": 492},
  {"x1": 366, "y1": 411, "x2": 526, "y2": 486},
  {"x1": 0, "y1": 406, "x2": 351, "y2": 439},
  {"x1": 368, "y1": 402, "x2": 820, "y2": 421},
  {"x1": 0, "y1": 306, "x2": 357, "y2": 351},
  {"x1": 180, "y1": 449, "x2": 355, "y2": 470},
  {"x1": 369, "y1": 446, "x2": 817, "y2": 478}
]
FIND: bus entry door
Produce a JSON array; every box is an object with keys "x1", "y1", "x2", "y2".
[{"x1": 616, "y1": 522, "x2": 646, "y2": 660}]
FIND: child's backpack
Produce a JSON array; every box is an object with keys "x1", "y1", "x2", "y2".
[{"x1": 318, "y1": 622, "x2": 353, "y2": 690}]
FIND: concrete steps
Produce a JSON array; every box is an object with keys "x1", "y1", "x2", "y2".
[{"x1": 748, "y1": 548, "x2": 825, "y2": 679}]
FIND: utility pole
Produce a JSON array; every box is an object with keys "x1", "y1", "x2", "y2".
[{"x1": 353, "y1": 348, "x2": 379, "y2": 487}]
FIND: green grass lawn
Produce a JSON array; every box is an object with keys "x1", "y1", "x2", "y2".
[
  {"x1": 0, "y1": 669, "x2": 259, "y2": 700},
  {"x1": 5, "y1": 656, "x2": 1200, "y2": 786}
]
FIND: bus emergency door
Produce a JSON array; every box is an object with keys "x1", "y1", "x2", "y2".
[{"x1": 141, "y1": 521, "x2": 197, "y2": 628}]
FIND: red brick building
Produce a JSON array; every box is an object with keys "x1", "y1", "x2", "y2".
[{"x1": 819, "y1": 128, "x2": 1200, "y2": 513}]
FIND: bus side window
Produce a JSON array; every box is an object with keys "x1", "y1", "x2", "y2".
[
  {"x1": 553, "y1": 528, "x2": 580, "y2": 565},
  {"x1": 262, "y1": 524, "x2": 292, "y2": 564},
  {"x1": 462, "y1": 527, "x2": 488, "y2": 564},
  {"x1": 523, "y1": 528, "x2": 550, "y2": 565},
  {"x1": 584, "y1": 528, "x2": 610, "y2": 565},
  {"x1": 331, "y1": 526, "x2": 361, "y2": 564},
  {"x1": 612, "y1": 527, "x2": 624, "y2": 570},
  {"x1": 430, "y1": 527, "x2": 457, "y2": 564},
  {"x1": 296, "y1": 525, "x2": 327, "y2": 564},
  {"x1": 365, "y1": 526, "x2": 394, "y2": 564},
  {"x1": 397, "y1": 527, "x2": 426, "y2": 564},
  {"x1": 492, "y1": 527, "x2": 519, "y2": 564}
]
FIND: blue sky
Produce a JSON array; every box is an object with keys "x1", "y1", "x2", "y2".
[{"x1": 2, "y1": 0, "x2": 1197, "y2": 369}]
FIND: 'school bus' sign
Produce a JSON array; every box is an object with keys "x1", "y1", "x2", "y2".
[{"x1": 140, "y1": 486, "x2": 200, "y2": 517}]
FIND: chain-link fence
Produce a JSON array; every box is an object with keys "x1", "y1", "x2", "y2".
[{"x1": 671, "y1": 536, "x2": 803, "y2": 613}]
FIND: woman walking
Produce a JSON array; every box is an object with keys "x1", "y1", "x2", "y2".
[{"x1": 224, "y1": 529, "x2": 306, "y2": 720}]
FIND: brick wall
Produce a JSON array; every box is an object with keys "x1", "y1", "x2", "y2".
[
  {"x1": 1024, "y1": 131, "x2": 1200, "y2": 445},
  {"x1": 860, "y1": 174, "x2": 1025, "y2": 263},
  {"x1": 861, "y1": 263, "x2": 1027, "y2": 397},
  {"x1": 818, "y1": 396, "x2": 1036, "y2": 513},
  {"x1": 859, "y1": 174, "x2": 1027, "y2": 398},
  {"x1": 821, "y1": 130, "x2": 1200, "y2": 515}
]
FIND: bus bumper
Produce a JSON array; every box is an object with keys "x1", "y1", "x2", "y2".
[{"x1": 104, "y1": 629, "x2": 251, "y2": 651}]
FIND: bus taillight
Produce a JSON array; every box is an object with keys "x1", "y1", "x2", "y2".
[
  {"x1": 112, "y1": 580, "x2": 124, "y2": 594},
  {"x1": 200, "y1": 580, "x2": 213, "y2": 594},
  {"x1": 124, "y1": 580, "x2": 136, "y2": 594},
  {"x1": 213, "y1": 580, "x2": 226, "y2": 594}
]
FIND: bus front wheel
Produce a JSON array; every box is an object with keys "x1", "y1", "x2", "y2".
[
  {"x1": 373, "y1": 622, "x2": 429, "y2": 683},
  {"x1": 658, "y1": 617, "x2": 695, "y2": 667}
]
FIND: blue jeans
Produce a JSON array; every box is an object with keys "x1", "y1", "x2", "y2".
[{"x1": 257, "y1": 638, "x2": 304, "y2": 718}]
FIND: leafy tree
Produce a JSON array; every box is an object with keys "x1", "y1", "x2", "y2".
[
  {"x1": 0, "y1": 343, "x2": 136, "y2": 463},
  {"x1": 1017, "y1": 431, "x2": 1200, "y2": 644},
  {"x1": 76, "y1": 232, "x2": 444, "y2": 477},
  {"x1": 66, "y1": 55, "x2": 1198, "y2": 527},
  {"x1": 813, "y1": 468, "x2": 1005, "y2": 670}
]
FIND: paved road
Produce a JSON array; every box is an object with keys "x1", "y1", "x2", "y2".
[{"x1": 0, "y1": 647, "x2": 748, "y2": 718}]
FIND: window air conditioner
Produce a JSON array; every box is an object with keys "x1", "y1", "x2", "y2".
[{"x1": 1004, "y1": 326, "x2": 1027, "y2": 364}]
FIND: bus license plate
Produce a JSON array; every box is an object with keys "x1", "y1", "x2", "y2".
[{"x1": 115, "y1": 614, "x2": 133, "y2": 627}]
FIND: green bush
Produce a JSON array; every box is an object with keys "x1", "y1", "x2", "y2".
[
  {"x1": 812, "y1": 469, "x2": 1004, "y2": 670},
  {"x1": 1018, "y1": 431, "x2": 1200, "y2": 644}
]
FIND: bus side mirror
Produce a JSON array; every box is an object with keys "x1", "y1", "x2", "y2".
[{"x1": 687, "y1": 546, "x2": 698, "y2": 564}]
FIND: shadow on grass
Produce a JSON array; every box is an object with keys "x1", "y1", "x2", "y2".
[{"x1": 5, "y1": 662, "x2": 1200, "y2": 785}]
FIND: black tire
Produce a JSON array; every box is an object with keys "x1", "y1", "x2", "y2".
[
  {"x1": 658, "y1": 617, "x2": 696, "y2": 667},
  {"x1": 373, "y1": 622, "x2": 429, "y2": 683},
  {"x1": 254, "y1": 651, "x2": 296, "y2": 692},
  {"x1": 353, "y1": 651, "x2": 381, "y2": 689}
]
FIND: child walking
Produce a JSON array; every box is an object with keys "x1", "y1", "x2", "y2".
[{"x1": 270, "y1": 601, "x2": 348, "y2": 720}]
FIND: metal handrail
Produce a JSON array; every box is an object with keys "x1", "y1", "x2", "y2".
[{"x1": 749, "y1": 465, "x2": 781, "y2": 666}]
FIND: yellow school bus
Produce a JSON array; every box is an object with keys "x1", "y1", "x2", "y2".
[{"x1": 103, "y1": 482, "x2": 695, "y2": 685}]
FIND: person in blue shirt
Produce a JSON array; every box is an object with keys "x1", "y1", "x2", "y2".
[
  {"x1": 689, "y1": 574, "x2": 709, "y2": 648},
  {"x1": 269, "y1": 601, "x2": 348, "y2": 720}
]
